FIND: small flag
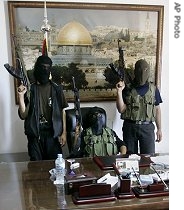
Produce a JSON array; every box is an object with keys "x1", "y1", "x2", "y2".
[{"x1": 42, "y1": 38, "x2": 48, "y2": 56}]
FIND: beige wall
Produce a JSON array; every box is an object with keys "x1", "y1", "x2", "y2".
[{"x1": 0, "y1": 0, "x2": 169, "y2": 154}]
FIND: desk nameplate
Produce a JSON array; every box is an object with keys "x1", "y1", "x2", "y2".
[{"x1": 72, "y1": 183, "x2": 116, "y2": 204}]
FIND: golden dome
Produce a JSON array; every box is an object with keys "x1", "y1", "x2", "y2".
[{"x1": 57, "y1": 21, "x2": 92, "y2": 46}]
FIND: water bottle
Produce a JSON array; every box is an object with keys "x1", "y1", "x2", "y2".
[
  {"x1": 56, "y1": 184, "x2": 67, "y2": 209},
  {"x1": 55, "y1": 154, "x2": 66, "y2": 184}
]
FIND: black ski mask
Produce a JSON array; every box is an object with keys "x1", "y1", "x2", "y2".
[
  {"x1": 34, "y1": 55, "x2": 52, "y2": 84},
  {"x1": 134, "y1": 59, "x2": 150, "y2": 86},
  {"x1": 89, "y1": 107, "x2": 104, "y2": 135}
]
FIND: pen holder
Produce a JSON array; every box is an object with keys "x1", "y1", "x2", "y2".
[{"x1": 119, "y1": 178, "x2": 131, "y2": 193}]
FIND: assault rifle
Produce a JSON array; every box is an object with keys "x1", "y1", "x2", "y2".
[
  {"x1": 109, "y1": 39, "x2": 125, "y2": 82},
  {"x1": 70, "y1": 76, "x2": 83, "y2": 157},
  {"x1": 4, "y1": 34, "x2": 29, "y2": 93}
]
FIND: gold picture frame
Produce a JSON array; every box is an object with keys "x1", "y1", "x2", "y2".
[{"x1": 7, "y1": 1, "x2": 164, "y2": 103}]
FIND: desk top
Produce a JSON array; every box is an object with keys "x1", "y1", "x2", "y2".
[{"x1": 0, "y1": 156, "x2": 169, "y2": 210}]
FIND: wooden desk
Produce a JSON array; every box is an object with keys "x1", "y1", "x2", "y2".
[{"x1": 0, "y1": 157, "x2": 169, "y2": 210}]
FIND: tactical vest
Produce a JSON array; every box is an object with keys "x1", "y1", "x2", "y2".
[
  {"x1": 83, "y1": 127, "x2": 118, "y2": 157},
  {"x1": 121, "y1": 83, "x2": 156, "y2": 122}
]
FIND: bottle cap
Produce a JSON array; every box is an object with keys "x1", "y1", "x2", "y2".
[{"x1": 58, "y1": 154, "x2": 63, "y2": 158}]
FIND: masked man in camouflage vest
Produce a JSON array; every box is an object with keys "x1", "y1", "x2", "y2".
[
  {"x1": 116, "y1": 59, "x2": 163, "y2": 154},
  {"x1": 76, "y1": 107, "x2": 127, "y2": 157}
]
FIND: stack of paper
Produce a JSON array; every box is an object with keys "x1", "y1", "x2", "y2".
[{"x1": 97, "y1": 173, "x2": 118, "y2": 188}]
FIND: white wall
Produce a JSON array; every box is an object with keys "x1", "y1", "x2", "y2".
[{"x1": 0, "y1": 0, "x2": 169, "y2": 154}]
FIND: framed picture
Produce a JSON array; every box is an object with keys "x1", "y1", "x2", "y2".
[
  {"x1": 7, "y1": 1, "x2": 164, "y2": 103},
  {"x1": 116, "y1": 158, "x2": 139, "y2": 173}
]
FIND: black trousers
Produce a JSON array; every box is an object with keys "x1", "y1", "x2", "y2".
[
  {"x1": 27, "y1": 129, "x2": 62, "y2": 161},
  {"x1": 122, "y1": 121, "x2": 155, "y2": 154}
]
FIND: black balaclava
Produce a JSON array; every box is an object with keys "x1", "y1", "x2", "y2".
[
  {"x1": 89, "y1": 107, "x2": 104, "y2": 135},
  {"x1": 34, "y1": 55, "x2": 52, "y2": 84},
  {"x1": 134, "y1": 59, "x2": 150, "y2": 86}
]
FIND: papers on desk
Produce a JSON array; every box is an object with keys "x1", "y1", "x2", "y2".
[
  {"x1": 97, "y1": 173, "x2": 118, "y2": 188},
  {"x1": 139, "y1": 175, "x2": 154, "y2": 185},
  {"x1": 129, "y1": 154, "x2": 141, "y2": 161},
  {"x1": 151, "y1": 154, "x2": 169, "y2": 169},
  {"x1": 151, "y1": 171, "x2": 169, "y2": 182},
  {"x1": 150, "y1": 154, "x2": 169, "y2": 182}
]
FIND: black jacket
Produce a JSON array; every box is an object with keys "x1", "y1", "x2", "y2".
[{"x1": 21, "y1": 81, "x2": 68, "y2": 138}]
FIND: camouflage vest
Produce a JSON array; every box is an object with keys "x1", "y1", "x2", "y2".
[
  {"x1": 84, "y1": 127, "x2": 118, "y2": 157},
  {"x1": 121, "y1": 83, "x2": 156, "y2": 121}
]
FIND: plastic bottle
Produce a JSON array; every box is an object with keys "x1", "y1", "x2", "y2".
[
  {"x1": 55, "y1": 154, "x2": 66, "y2": 184},
  {"x1": 56, "y1": 184, "x2": 67, "y2": 208}
]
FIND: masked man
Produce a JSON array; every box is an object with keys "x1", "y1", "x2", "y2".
[
  {"x1": 17, "y1": 55, "x2": 68, "y2": 161},
  {"x1": 116, "y1": 59, "x2": 163, "y2": 154},
  {"x1": 74, "y1": 107, "x2": 127, "y2": 157}
]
